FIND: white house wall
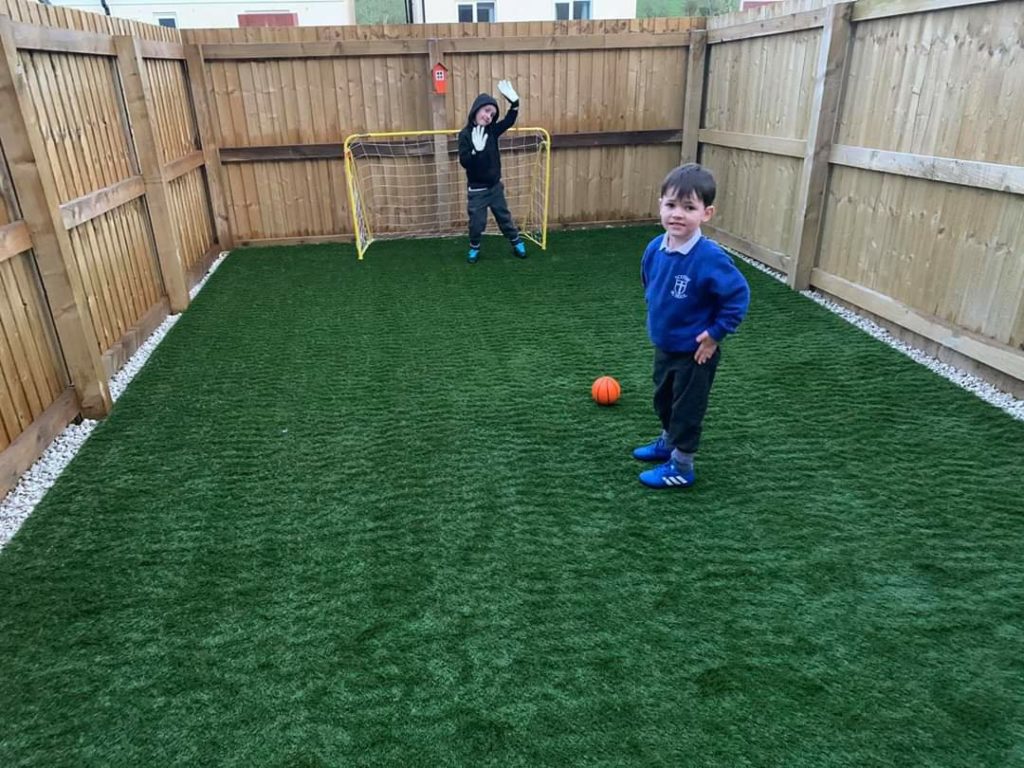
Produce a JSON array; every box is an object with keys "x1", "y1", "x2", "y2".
[
  {"x1": 414, "y1": 0, "x2": 636, "y2": 23},
  {"x1": 48, "y1": 0, "x2": 355, "y2": 28}
]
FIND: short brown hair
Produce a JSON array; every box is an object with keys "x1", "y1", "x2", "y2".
[{"x1": 661, "y1": 164, "x2": 716, "y2": 206}]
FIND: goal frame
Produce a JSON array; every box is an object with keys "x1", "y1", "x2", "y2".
[{"x1": 343, "y1": 127, "x2": 551, "y2": 260}]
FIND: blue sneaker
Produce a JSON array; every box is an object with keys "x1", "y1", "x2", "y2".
[
  {"x1": 632, "y1": 435, "x2": 672, "y2": 462},
  {"x1": 639, "y1": 460, "x2": 695, "y2": 489},
  {"x1": 467, "y1": 247, "x2": 480, "y2": 264},
  {"x1": 513, "y1": 241, "x2": 527, "y2": 258}
]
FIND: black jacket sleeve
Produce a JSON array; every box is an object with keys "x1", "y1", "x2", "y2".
[
  {"x1": 492, "y1": 102, "x2": 519, "y2": 137},
  {"x1": 458, "y1": 129, "x2": 476, "y2": 170}
]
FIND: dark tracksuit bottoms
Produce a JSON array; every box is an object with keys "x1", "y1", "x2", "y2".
[{"x1": 652, "y1": 347, "x2": 720, "y2": 455}]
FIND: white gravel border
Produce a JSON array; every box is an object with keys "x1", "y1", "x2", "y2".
[
  {"x1": 0, "y1": 252, "x2": 228, "y2": 551},
  {"x1": 730, "y1": 250, "x2": 1024, "y2": 423}
]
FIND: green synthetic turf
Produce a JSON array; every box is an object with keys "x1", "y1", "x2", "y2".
[{"x1": 1, "y1": 227, "x2": 1022, "y2": 767}]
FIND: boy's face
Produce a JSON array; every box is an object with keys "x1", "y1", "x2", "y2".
[
  {"x1": 475, "y1": 105, "x2": 497, "y2": 126},
  {"x1": 660, "y1": 189, "x2": 714, "y2": 244}
]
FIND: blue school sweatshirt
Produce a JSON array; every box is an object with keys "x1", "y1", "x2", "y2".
[{"x1": 640, "y1": 232, "x2": 750, "y2": 353}]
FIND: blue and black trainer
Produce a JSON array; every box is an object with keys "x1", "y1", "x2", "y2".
[
  {"x1": 638, "y1": 460, "x2": 695, "y2": 489},
  {"x1": 632, "y1": 435, "x2": 672, "y2": 462},
  {"x1": 467, "y1": 247, "x2": 480, "y2": 264},
  {"x1": 513, "y1": 241, "x2": 527, "y2": 258}
]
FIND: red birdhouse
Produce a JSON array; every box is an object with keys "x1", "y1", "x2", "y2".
[{"x1": 431, "y1": 62, "x2": 448, "y2": 95}]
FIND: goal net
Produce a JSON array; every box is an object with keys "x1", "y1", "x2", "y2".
[{"x1": 344, "y1": 128, "x2": 550, "y2": 259}]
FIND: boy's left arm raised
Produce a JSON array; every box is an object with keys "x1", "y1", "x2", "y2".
[{"x1": 494, "y1": 79, "x2": 520, "y2": 134}]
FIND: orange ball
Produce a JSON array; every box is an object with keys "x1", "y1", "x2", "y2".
[{"x1": 591, "y1": 376, "x2": 621, "y2": 406}]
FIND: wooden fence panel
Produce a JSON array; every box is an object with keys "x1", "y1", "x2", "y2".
[
  {"x1": 702, "y1": 144, "x2": 801, "y2": 266},
  {"x1": 66, "y1": 197, "x2": 163, "y2": 355},
  {"x1": 144, "y1": 54, "x2": 217, "y2": 278},
  {"x1": 14, "y1": 43, "x2": 166, "y2": 353},
  {"x1": 0, "y1": 250, "x2": 65, "y2": 452},
  {"x1": 819, "y1": 167, "x2": 1024, "y2": 345},
  {"x1": 18, "y1": 50, "x2": 136, "y2": 202},
  {"x1": 169, "y1": 167, "x2": 215, "y2": 272},
  {"x1": 703, "y1": 29, "x2": 820, "y2": 139},
  {"x1": 0, "y1": 1, "x2": 182, "y2": 495},
  {"x1": 0, "y1": 103, "x2": 70, "y2": 481},
  {"x1": 699, "y1": 21, "x2": 822, "y2": 267},
  {"x1": 145, "y1": 57, "x2": 196, "y2": 165},
  {"x1": 698, "y1": 0, "x2": 1023, "y2": 386},
  {"x1": 820, "y1": 1, "x2": 1024, "y2": 351},
  {"x1": 224, "y1": 159, "x2": 349, "y2": 242},
  {"x1": 837, "y1": 3, "x2": 1023, "y2": 165},
  {"x1": 191, "y1": 19, "x2": 696, "y2": 240}
]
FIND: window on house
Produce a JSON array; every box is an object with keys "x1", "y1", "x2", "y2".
[
  {"x1": 555, "y1": 1, "x2": 589, "y2": 19},
  {"x1": 458, "y1": 1, "x2": 495, "y2": 22},
  {"x1": 155, "y1": 14, "x2": 177, "y2": 27}
]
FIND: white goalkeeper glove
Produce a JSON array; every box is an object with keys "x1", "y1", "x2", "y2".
[
  {"x1": 471, "y1": 124, "x2": 488, "y2": 152},
  {"x1": 497, "y1": 79, "x2": 519, "y2": 104}
]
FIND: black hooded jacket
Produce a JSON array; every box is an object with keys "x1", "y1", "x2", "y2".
[{"x1": 457, "y1": 92, "x2": 519, "y2": 188}]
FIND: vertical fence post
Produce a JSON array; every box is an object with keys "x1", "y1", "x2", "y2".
[
  {"x1": 115, "y1": 35, "x2": 190, "y2": 312},
  {"x1": 1014, "y1": 299, "x2": 1024, "y2": 354},
  {"x1": 681, "y1": 29, "x2": 707, "y2": 165},
  {"x1": 427, "y1": 39, "x2": 451, "y2": 234},
  {"x1": 0, "y1": 17, "x2": 112, "y2": 419},
  {"x1": 184, "y1": 43, "x2": 233, "y2": 249},
  {"x1": 787, "y1": 1, "x2": 854, "y2": 291}
]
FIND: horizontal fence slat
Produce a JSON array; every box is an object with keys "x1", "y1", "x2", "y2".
[
  {"x1": 201, "y1": 31, "x2": 692, "y2": 61},
  {"x1": 220, "y1": 143, "x2": 343, "y2": 162},
  {"x1": 201, "y1": 39, "x2": 430, "y2": 60},
  {"x1": 851, "y1": 0, "x2": 1005, "y2": 22},
  {"x1": 59, "y1": 176, "x2": 146, "y2": 230},
  {"x1": 811, "y1": 268, "x2": 1024, "y2": 381},
  {"x1": 185, "y1": 244, "x2": 223, "y2": 289},
  {"x1": 704, "y1": 224, "x2": 791, "y2": 273},
  {"x1": 220, "y1": 130, "x2": 683, "y2": 163},
  {"x1": 162, "y1": 149, "x2": 205, "y2": 182},
  {"x1": 829, "y1": 144, "x2": 1024, "y2": 196},
  {"x1": 138, "y1": 39, "x2": 186, "y2": 60},
  {"x1": 9, "y1": 21, "x2": 115, "y2": 55},
  {"x1": 706, "y1": 9, "x2": 825, "y2": 44},
  {"x1": 699, "y1": 129, "x2": 806, "y2": 158},
  {"x1": 439, "y1": 32, "x2": 692, "y2": 53},
  {"x1": 99, "y1": 297, "x2": 169, "y2": 379},
  {"x1": 552, "y1": 130, "x2": 683, "y2": 148},
  {"x1": 0, "y1": 221, "x2": 32, "y2": 264},
  {"x1": 0, "y1": 387, "x2": 77, "y2": 499},
  {"x1": 235, "y1": 233, "x2": 351, "y2": 247}
]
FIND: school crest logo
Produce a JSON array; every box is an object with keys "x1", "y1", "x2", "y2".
[{"x1": 671, "y1": 274, "x2": 690, "y2": 299}]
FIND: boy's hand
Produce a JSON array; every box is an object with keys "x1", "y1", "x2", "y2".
[
  {"x1": 694, "y1": 331, "x2": 718, "y2": 364},
  {"x1": 471, "y1": 125, "x2": 488, "y2": 152},
  {"x1": 497, "y1": 79, "x2": 519, "y2": 103}
]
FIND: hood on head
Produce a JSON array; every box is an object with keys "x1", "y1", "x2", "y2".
[{"x1": 468, "y1": 93, "x2": 500, "y2": 126}]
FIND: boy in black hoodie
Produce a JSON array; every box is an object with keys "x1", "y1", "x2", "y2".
[{"x1": 457, "y1": 79, "x2": 526, "y2": 264}]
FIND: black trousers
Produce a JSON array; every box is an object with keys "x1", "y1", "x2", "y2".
[
  {"x1": 467, "y1": 181, "x2": 520, "y2": 245},
  {"x1": 652, "y1": 347, "x2": 721, "y2": 454}
]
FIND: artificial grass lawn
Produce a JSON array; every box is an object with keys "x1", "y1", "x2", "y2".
[{"x1": 1, "y1": 227, "x2": 1023, "y2": 767}]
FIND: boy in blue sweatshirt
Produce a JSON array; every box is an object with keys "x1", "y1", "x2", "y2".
[
  {"x1": 633, "y1": 164, "x2": 750, "y2": 489},
  {"x1": 457, "y1": 80, "x2": 527, "y2": 264}
]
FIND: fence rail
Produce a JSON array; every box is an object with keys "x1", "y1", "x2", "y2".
[{"x1": 1, "y1": 0, "x2": 1022, "y2": 500}]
